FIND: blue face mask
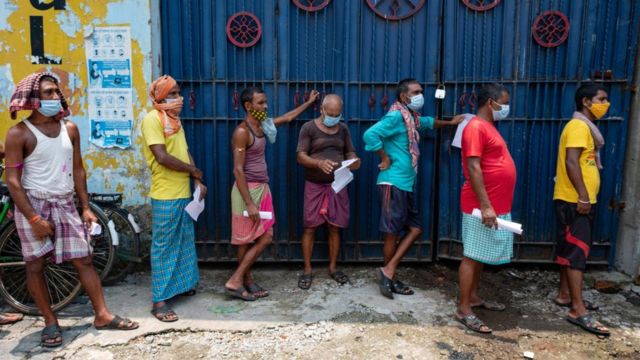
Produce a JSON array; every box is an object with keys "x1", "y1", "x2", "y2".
[
  {"x1": 323, "y1": 114, "x2": 341, "y2": 127},
  {"x1": 38, "y1": 100, "x2": 62, "y2": 117},
  {"x1": 407, "y1": 94, "x2": 424, "y2": 112},
  {"x1": 491, "y1": 101, "x2": 510, "y2": 121},
  {"x1": 261, "y1": 117, "x2": 277, "y2": 144}
]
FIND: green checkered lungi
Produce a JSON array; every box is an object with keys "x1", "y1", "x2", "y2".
[{"x1": 461, "y1": 212, "x2": 513, "y2": 265}]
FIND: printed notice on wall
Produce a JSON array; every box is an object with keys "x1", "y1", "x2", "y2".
[{"x1": 85, "y1": 26, "x2": 133, "y2": 148}]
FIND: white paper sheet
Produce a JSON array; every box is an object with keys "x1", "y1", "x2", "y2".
[
  {"x1": 185, "y1": 185, "x2": 205, "y2": 221},
  {"x1": 331, "y1": 159, "x2": 357, "y2": 193},
  {"x1": 89, "y1": 222, "x2": 102, "y2": 236},
  {"x1": 452, "y1": 113, "x2": 475, "y2": 148},
  {"x1": 471, "y1": 208, "x2": 523, "y2": 235},
  {"x1": 242, "y1": 211, "x2": 273, "y2": 220}
]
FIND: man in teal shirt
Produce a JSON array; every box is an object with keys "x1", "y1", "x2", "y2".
[{"x1": 364, "y1": 78, "x2": 462, "y2": 299}]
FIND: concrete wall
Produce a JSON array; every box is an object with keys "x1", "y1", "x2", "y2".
[
  {"x1": 0, "y1": 0, "x2": 153, "y2": 206},
  {"x1": 616, "y1": 44, "x2": 640, "y2": 278}
]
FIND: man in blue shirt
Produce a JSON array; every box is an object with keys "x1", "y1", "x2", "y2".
[{"x1": 364, "y1": 78, "x2": 462, "y2": 299}]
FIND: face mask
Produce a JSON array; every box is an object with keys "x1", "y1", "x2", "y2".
[
  {"x1": 491, "y1": 101, "x2": 510, "y2": 121},
  {"x1": 249, "y1": 108, "x2": 268, "y2": 121},
  {"x1": 164, "y1": 97, "x2": 180, "y2": 104},
  {"x1": 323, "y1": 114, "x2": 341, "y2": 127},
  {"x1": 407, "y1": 94, "x2": 424, "y2": 112},
  {"x1": 37, "y1": 100, "x2": 62, "y2": 117},
  {"x1": 589, "y1": 102, "x2": 610, "y2": 120},
  {"x1": 262, "y1": 117, "x2": 277, "y2": 144}
]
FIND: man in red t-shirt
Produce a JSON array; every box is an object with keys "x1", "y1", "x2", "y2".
[{"x1": 456, "y1": 84, "x2": 516, "y2": 334}]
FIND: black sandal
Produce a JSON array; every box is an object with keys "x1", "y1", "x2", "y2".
[
  {"x1": 554, "y1": 299, "x2": 599, "y2": 311},
  {"x1": 457, "y1": 314, "x2": 492, "y2": 334},
  {"x1": 178, "y1": 289, "x2": 197, "y2": 297},
  {"x1": 298, "y1": 274, "x2": 313, "y2": 290},
  {"x1": 151, "y1": 304, "x2": 179, "y2": 322},
  {"x1": 376, "y1": 268, "x2": 394, "y2": 299},
  {"x1": 391, "y1": 279, "x2": 414, "y2": 295},
  {"x1": 225, "y1": 286, "x2": 257, "y2": 301},
  {"x1": 41, "y1": 324, "x2": 63, "y2": 348},
  {"x1": 245, "y1": 283, "x2": 269, "y2": 298},
  {"x1": 95, "y1": 315, "x2": 139, "y2": 330},
  {"x1": 566, "y1": 315, "x2": 610, "y2": 336},
  {"x1": 329, "y1": 271, "x2": 349, "y2": 285}
]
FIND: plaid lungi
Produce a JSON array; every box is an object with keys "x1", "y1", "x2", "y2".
[
  {"x1": 461, "y1": 212, "x2": 513, "y2": 265},
  {"x1": 14, "y1": 191, "x2": 92, "y2": 264},
  {"x1": 151, "y1": 198, "x2": 199, "y2": 302}
]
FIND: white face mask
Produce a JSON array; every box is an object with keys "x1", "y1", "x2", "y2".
[
  {"x1": 491, "y1": 101, "x2": 510, "y2": 121},
  {"x1": 165, "y1": 97, "x2": 180, "y2": 104},
  {"x1": 407, "y1": 94, "x2": 424, "y2": 111}
]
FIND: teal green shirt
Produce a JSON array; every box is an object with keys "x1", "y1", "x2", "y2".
[{"x1": 362, "y1": 110, "x2": 434, "y2": 192}]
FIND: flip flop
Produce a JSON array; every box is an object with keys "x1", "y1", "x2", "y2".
[
  {"x1": 178, "y1": 289, "x2": 197, "y2": 297},
  {"x1": 151, "y1": 304, "x2": 179, "y2": 322},
  {"x1": 225, "y1": 286, "x2": 256, "y2": 301},
  {"x1": 95, "y1": 315, "x2": 139, "y2": 330},
  {"x1": 554, "y1": 299, "x2": 599, "y2": 311},
  {"x1": 329, "y1": 271, "x2": 349, "y2": 285},
  {"x1": 456, "y1": 314, "x2": 492, "y2": 334},
  {"x1": 376, "y1": 268, "x2": 394, "y2": 299},
  {"x1": 0, "y1": 312, "x2": 23, "y2": 325},
  {"x1": 41, "y1": 324, "x2": 63, "y2": 348},
  {"x1": 566, "y1": 315, "x2": 610, "y2": 336},
  {"x1": 391, "y1": 279, "x2": 414, "y2": 295},
  {"x1": 246, "y1": 283, "x2": 269, "y2": 298},
  {"x1": 298, "y1": 274, "x2": 313, "y2": 290},
  {"x1": 472, "y1": 300, "x2": 506, "y2": 311}
]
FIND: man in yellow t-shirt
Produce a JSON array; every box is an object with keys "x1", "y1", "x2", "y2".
[
  {"x1": 141, "y1": 75, "x2": 207, "y2": 322},
  {"x1": 552, "y1": 83, "x2": 609, "y2": 336}
]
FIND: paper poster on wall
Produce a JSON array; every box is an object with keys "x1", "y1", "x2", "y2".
[
  {"x1": 85, "y1": 26, "x2": 133, "y2": 148},
  {"x1": 85, "y1": 26, "x2": 132, "y2": 89},
  {"x1": 87, "y1": 89, "x2": 133, "y2": 148}
]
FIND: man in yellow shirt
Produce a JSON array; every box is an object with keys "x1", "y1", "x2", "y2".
[
  {"x1": 141, "y1": 75, "x2": 207, "y2": 322},
  {"x1": 552, "y1": 83, "x2": 609, "y2": 336}
]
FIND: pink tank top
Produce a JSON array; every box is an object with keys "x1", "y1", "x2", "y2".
[{"x1": 244, "y1": 122, "x2": 269, "y2": 183}]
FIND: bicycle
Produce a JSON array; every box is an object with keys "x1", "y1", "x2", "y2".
[
  {"x1": 89, "y1": 193, "x2": 144, "y2": 286},
  {"x1": 0, "y1": 166, "x2": 115, "y2": 314}
]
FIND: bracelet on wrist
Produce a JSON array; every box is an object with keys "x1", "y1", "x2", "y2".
[
  {"x1": 28, "y1": 215, "x2": 41, "y2": 225},
  {"x1": 577, "y1": 199, "x2": 590, "y2": 204}
]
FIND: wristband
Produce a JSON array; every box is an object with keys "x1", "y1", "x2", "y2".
[
  {"x1": 28, "y1": 215, "x2": 41, "y2": 225},
  {"x1": 577, "y1": 199, "x2": 590, "y2": 204}
]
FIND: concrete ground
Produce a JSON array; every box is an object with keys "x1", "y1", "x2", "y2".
[{"x1": 1, "y1": 264, "x2": 639, "y2": 359}]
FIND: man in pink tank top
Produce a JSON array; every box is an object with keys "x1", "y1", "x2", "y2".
[
  {"x1": 225, "y1": 87, "x2": 318, "y2": 301},
  {"x1": 5, "y1": 72, "x2": 138, "y2": 347}
]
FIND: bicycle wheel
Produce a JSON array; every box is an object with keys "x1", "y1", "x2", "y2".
[
  {"x1": 82, "y1": 202, "x2": 115, "y2": 280},
  {"x1": 101, "y1": 207, "x2": 139, "y2": 286},
  {"x1": 0, "y1": 221, "x2": 82, "y2": 315}
]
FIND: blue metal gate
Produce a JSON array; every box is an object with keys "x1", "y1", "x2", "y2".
[{"x1": 160, "y1": 0, "x2": 639, "y2": 264}]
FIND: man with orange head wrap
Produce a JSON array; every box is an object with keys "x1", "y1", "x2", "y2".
[{"x1": 141, "y1": 75, "x2": 206, "y2": 322}]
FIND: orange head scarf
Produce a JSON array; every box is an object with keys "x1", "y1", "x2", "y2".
[{"x1": 149, "y1": 75, "x2": 183, "y2": 137}]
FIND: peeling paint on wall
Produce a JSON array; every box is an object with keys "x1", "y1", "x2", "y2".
[{"x1": 0, "y1": 0, "x2": 153, "y2": 206}]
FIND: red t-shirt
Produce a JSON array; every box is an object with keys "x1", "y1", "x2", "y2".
[{"x1": 460, "y1": 117, "x2": 517, "y2": 214}]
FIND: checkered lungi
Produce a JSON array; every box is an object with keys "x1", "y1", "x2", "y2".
[
  {"x1": 14, "y1": 190, "x2": 92, "y2": 263},
  {"x1": 151, "y1": 198, "x2": 199, "y2": 302},
  {"x1": 461, "y1": 212, "x2": 513, "y2": 265}
]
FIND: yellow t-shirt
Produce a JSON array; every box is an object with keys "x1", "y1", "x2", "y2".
[
  {"x1": 141, "y1": 110, "x2": 191, "y2": 200},
  {"x1": 553, "y1": 119, "x2": 600, "y2": 204}
]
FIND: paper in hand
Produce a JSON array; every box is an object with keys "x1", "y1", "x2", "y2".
[
  {"x1": 331, "y1": 159, "x2": 357, "y2": 193},
  {"x1": 185, "y1": 185, "x2": 205, "y2": 221},
  {"x1": 452, "y1": 113, "x2": 475, "y2": 149},
  {"x1": 471, "y1": 208, "x2": 523, "y2": 235},
  {"x1": 242, "y1": 211, "x2": 273, "y2": 220}
]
